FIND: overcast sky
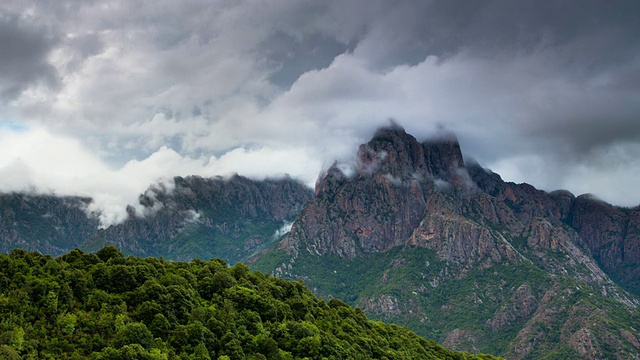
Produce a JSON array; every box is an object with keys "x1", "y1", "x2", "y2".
[{"x1": 1, "y1": 0, "x2": 639, "y2": 226}]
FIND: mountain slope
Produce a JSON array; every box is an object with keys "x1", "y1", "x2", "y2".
[
  {"x1": 0, "y1": 175, "x2": 313, "y2": 264},
  {"x1": 467, "y1": 160, "x2": 640, "y2": 297},
  {"x1": 0, "y1": 194, "x2": 99, "y2": 255},
  {"x1": 252, "y1": 126, "x2": 640, "y2": 359},
  {"x1": 567, "y1": 195, "x2": 640, "y2": 295},
  {"x1": 84, "y1": 175, "x2": 313, "y2": 263}
]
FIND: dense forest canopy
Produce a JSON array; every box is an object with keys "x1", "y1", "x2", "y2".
[{"x1": 0, "y1": 247, "x2": 499, "y2": 359}]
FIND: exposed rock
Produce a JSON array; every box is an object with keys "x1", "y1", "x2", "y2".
[
  {"x1": 442, "y1": 329, "x2": 480, "y2": 353},
  {"x1": 361, "y1": 294, "x2": 401, "y2": 316},
  {"x1": 282, "y1": 126, "x2": 505, "y2": 263},
  {"x1": 282, "y1": 127, "x2": 438, "y2": 259},
  {"x1": 0, "y1": 195, "x2": 99, "y2": 255},
  {"x1": 281, "y1": 126, "x2": 633, "y2": 296},
  {"x1": 621, "y1": 329, "x2": 640, "y2": 350},
  {"x1": 487, "y1": 284, "x2": 538, "y2": 332},
  {"x1": 568, "y1": 329, "x2": 599, "y2": 359},
  {"x1": 409, "y1": 206, "x2": 511, "y2": 267},
  {"x1": 569, "y1": 195, "x2": 640, "y2": 295}
]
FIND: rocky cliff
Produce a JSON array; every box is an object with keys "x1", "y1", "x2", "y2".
[
  {"x1": 568, "y1": 195, "x2": 640, "y2": 295},
  {"x1": 279, "y1": 127, "x2": 630, "y2": 294},
  {"x1": 467, "y1": 163, "x2": 640, "y2": 296},
  {"x1": 254, "y1": 125, "x2": 640, "y2": 359}
]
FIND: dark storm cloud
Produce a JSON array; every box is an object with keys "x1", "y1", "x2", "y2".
[
  {"x1": 0, "y1": 14, "x2": 59, "y2": 101},
  {"x1": 294, "y1": 0, "x2": 640, "y2": 206},
  {"x1": 352, "y1": 0, "x2": 640, "y2": 64},
  {"x1": 261, "y1": 0, "x2": 640, "y2": 163},
  {"x1": 1, "y1": 0, "x2": 640, "y2": 221},
  {"x1": 359, "y1": 0, "x2": 640, "y2": 157},
  {"x1": 265, "y1": 32, "x2": 354, "y2": 88},
  {"x1": 522, "y1": 91, "x2": 640, "y2": 154}
]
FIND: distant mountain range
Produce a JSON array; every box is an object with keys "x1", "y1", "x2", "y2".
[
  {"x1": 1, "y1": 126, "x2": 640, "y2": 358},
  {"x1": 0, "y1": 174, "x2": 312, "y2": 263}
]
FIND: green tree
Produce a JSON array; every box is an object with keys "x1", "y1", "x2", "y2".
[
  {"x1": 191, "y1": 343, "x2": 211, "y2": 360},
  {"x1": 150, "y1": 313, "x2": 171, "y2": 338},
  {"x1": 0, "y1": 345, "x2": 20, "y2": 360},
  {"x1": 211, "y1": 271, "x2": 236, "y2": 292},
  {"x1": 118, "y1": 322, "x2": 154, "y2": 348},
  {"x1": 58, "y1": 313, "x2": 77, "y2": 335},
  {"x1": 96, "y1": 246, "x2": 125, "y2": 263},
  {"x1": 0, "y1": 248, "x2": 502, "y2": 360}
]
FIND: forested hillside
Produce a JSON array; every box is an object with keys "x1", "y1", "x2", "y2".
[{"x1": 0, "y1": 247, "x2": 499, "y2": 359}]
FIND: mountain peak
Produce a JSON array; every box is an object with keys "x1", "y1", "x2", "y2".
[
  {"x1": 422, "y1": 131, "x2": 465, "y2": 179},
  {"x1": 362, "y1": 126, "x2": 426, "y2": 178},
  {"x1": 358, "y1": 125, "x2": 465, "y2": 185},
  {"x1": 371, "y1": 120, "x2": 407, "y2": 139},
  {"x1": 292, "y1": 126, "x2": 478, "y2": 259}
]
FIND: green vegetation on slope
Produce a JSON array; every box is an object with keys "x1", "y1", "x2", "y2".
[
  {"x1": 252, "y1": 246, "x2": 640, "y2": 359},
  {"x1": 82, "y1": 219, "x2": 286, "y2": 264},
  {"x1": 0, "y1": 247, "x2": 500, "y2": 359}
]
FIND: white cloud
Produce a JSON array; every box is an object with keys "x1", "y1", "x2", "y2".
[{"x1": 0, "y1": 125, "x2": 325, "y2": 227}]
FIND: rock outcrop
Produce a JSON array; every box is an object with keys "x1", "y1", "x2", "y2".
[
  {"x1": 91, "y1": 174, "x2": 313, "y2": 262},
  {"x1": 468, "y1": 165, "x2": 640, "y2": 296},
  {"x1": 568, "y1": 195, "x2": 640, "y2": 294},
  {"x1": 282, "y1": 127, "x2": 487, "y2": 261}
]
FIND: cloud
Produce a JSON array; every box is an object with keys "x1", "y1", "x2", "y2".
[
  {"x1": 0, "y1": 126, "x2": 321, "y2": 227},
  {"x1": 0, "y1": 14, "x2": 59, "y2": 101},
  {"x1": 0, "y1": 0, "x2": 640, "y2": 227}
]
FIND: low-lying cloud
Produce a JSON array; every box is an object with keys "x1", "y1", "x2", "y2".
[{"x1": 0, "y1": 126, "x2": 322, "y2": 227}]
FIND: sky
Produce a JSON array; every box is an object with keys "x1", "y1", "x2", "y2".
[{"x1": 0, "y1": 0, "x2": 639, "y2": 226}]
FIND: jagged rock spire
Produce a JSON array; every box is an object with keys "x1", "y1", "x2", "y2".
[{"x1": 354, "y1": 125, "x2": 466, "y2": 187}]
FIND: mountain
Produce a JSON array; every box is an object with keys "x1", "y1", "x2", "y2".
[
  {"x1": 0, "y1": 175, "x2": 313, "y2": 263},
  {"x1": 0, "y1": 194, "x2": 100, "y2": 255},
  {"x1": 568, "y1": 195, "x2": 640, "y2": 295},
  {"x1": 252, "y1": 126, "x2": 640, "y2": 359},
  {"x1": 468, "y1": 158, "x2": 640, "y2": 297},
  {"x1": 2, "y1": 126, "x2": 640, "y2": 358},
  {"x1": 0, "y1": 247, "x2": 500, "y2": 359},
  {"x1": 84, "y1": 175, "x2": 313, "y2": 263}
]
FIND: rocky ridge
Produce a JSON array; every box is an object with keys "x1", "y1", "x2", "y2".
[
  {"x1": 88, "y1": 174, "x2": 313, "y2": 261},
  {"x1": 0, "y1": 175, "x2": 313, "y2": 263},
  {"x1": 278, "y1": 126, "x2": 632, "y2": 301},
  {"x1": 280, "y1": 127, "x2": 473, "y2": 259},
  {"x1": 255, "y1": 125, "x2": 640, "y2": 359},
  {"x1": 0, "y1": 194, "x2": 99, "y2": 255}
]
